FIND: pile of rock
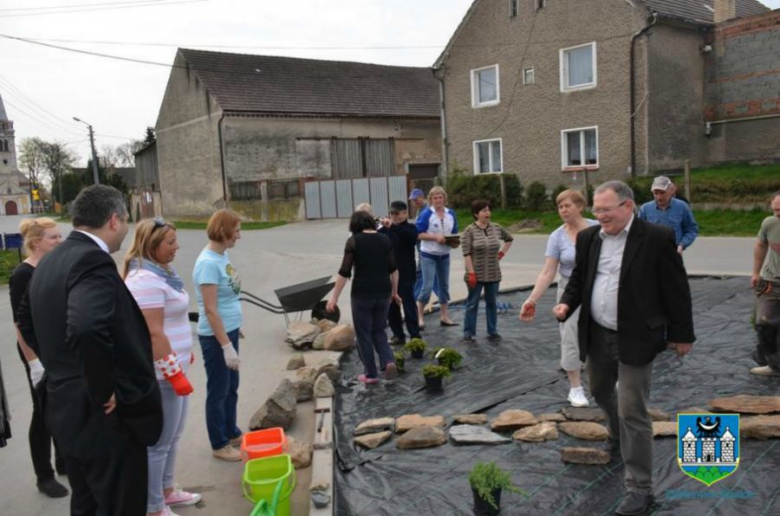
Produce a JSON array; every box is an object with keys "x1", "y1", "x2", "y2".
[{"x1": 285, "y1": 319, "x2": 356, "y2": 352}]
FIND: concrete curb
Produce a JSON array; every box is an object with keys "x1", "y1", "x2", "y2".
[{"x1": 309, "y1": 396, "x2": 334, "y2": 515}]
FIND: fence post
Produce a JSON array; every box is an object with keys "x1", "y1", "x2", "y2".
[
  {"x1": 499, "y1": 174, "x2": 507, "y2": 210},
  {"x1": 684, "y1": 159, "x2": 691, "y2": 203}
]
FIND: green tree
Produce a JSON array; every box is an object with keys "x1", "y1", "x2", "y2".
[
  {"x1": 40, "y1": 142, "x2": 77, "y2": 205},
  {"x1": 143, "y1": 126, "x2": 156, "y2": 145},
  {"x1": 59, "y1": 173, "x2": 86, "y2": 205}
]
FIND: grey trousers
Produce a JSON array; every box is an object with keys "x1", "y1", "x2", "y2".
[{"x1": 587, "y1": 322, "x2": 654, "y2": 495}]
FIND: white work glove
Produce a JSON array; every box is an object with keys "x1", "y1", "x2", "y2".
[
  {"x1": 221, "y1": 342, "x2": 240, "y2": 371},
  {"x1": 28, "y1": 358, "x2": 45, "y2": 388}
]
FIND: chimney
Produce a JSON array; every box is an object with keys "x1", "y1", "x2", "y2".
[{"x1": 714, "y1": 0, "x2": 737, "y2": 24}]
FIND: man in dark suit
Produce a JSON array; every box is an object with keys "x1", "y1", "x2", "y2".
[
  {"x1": 553, "y1": 180, "x2": 695, "y2": 516},
  {"x1": 18, "y1": 185, "x2": 162, "y2": 515}
]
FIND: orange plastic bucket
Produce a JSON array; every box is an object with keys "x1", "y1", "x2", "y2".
[{"x1": 241, "y1": 427, "x2": 288, "y2": 462}]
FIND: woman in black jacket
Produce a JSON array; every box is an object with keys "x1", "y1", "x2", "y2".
[{"x1": 327, "y1": 210, "x2": 401, "y2": 384}]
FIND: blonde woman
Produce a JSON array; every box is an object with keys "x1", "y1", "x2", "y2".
[
  {"x1": 416, "y1": 186, "x2": 458, "y2": 328},
  {"x1": 520, "y1": 189, "x2": 597, "y2": 407},
  {"x1": 9, "y1": 218, "x2": 67, "y2": 498},
  {"x1": 124, "y1": 218, "x2": 201, "y2": 516}
]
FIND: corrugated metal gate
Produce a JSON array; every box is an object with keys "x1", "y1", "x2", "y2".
[{"x1": 304, "y1": 176, "x2": 407, "y2": 219}]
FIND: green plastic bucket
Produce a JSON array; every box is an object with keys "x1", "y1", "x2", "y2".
[{"x1": 242, "y1": 454, "x2": 296, "y2": 516}]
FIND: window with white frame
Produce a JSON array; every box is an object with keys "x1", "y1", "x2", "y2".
[
  {"x1": 523, "y1": 68, "x2": 535, "y2": 85},
  {"x1": 560, "y1": 42, "x2": 597, "y2": 91},
  {"x1": 474, "y1": 139, "x2": 503, "y2": 174},
  {"x1": 509, "y1": 0, "x2": 519, "y2": 18},
  {"x1": 471, "y1": 65, "x2": 500, "y2": 107},
  {"x1": 562, "y1": 127, "x2": 598, "y2": 168}
]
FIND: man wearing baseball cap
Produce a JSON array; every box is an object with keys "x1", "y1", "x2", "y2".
[{"x1": 638, "y1": 175, "x2": 698, "y2": 254}]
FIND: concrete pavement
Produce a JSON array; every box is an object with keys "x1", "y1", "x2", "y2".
[{"x1": 0, "y1": 215, "x2": 755, "y2": 515}]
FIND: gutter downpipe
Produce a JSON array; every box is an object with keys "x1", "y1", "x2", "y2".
[
  {"x1": 433, "y1": 67, "x2": 449, "y2": 182},
  {"x1": 217, "y1": 112, "x2": 228, "y2": 206},
  {"x1": 630, "y1": 12, "x2": 658, "y2": 178}
]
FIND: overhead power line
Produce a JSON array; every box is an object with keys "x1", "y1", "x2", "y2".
[
  {"x1": 0, "y1": 0, "x2": 168, "y2": 13},
  {"x1": 21, "y1": 37, "x2": 445, "y2": 50},
  {"x1": 0, "y1": 0, "x2": 206, "y2": 18}
]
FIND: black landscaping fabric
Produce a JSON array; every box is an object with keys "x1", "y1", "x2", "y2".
[{"x1": 332, "y1": 277, "x2": 780, "y2": 516}]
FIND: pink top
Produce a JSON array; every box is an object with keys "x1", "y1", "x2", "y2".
[{"x1": 125, "y1": 269, "x2": 192, "y2": 380}]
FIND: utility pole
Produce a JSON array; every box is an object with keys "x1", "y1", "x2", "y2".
[{"x1": 73, "y1": 117, "x2": 100, "y2": 185}]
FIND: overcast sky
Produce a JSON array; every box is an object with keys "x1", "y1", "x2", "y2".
[{"x1": 2, "y1": 0, "x2": 779, "y2": 167}]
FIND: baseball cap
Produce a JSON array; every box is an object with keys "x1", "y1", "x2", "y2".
[
  {"x1": 650, "y1": 176, "x2": 672, "y2": 192},
  {"x1": 409, "y1": 188, "x2": 424, "y2": 200}
]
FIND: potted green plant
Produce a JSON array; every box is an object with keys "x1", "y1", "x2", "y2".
[
  {"x1": 404, "y1": 338, "x2": 427, "y2": 359},
  {"x1": 422, "y1": 364, "x2": 450, "y2": 392},
  {"x1": 432, "y1": 347, "x2": 463, "y2": 370},
  {"x1": 468, "y1": 462, "x2": 526, "y2": 515},
  {"x1": 393, "y1": 351, "x2": 406, "y2": 374}
]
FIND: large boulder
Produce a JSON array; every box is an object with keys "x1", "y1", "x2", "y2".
[
  {"x1": 396, "y1": 427, "x2": 447, "y2": 449},
  {"x1": 558, "y1": 422, "x2": 609, "y2": 441},
  {"x1": 313, "y1": 373, "x2": 335, "y2": 398},
  {"x1": 490, "y1": 410, "x2": 538, "y2": 432},
  {"x1": 287, "y1": 436, "x2": 313, "y2": 469},
  {"x1": 354, "y1": 431, "x2": 392, "y2": 449},
  {"x1": 708, "y1": 395, "x2": 780, "y2": 414},
  {"x1": 285, "y1": 322, "x2": 320, "y2": 350},
  {"x1": 355, "y1": 417, "x2": 395, "y2": 435},
  {"x1": 561, "y1": 447, "x2": 610, "y2": 465},
  {"x1": 449, "y1": 425, "x2": 511, "y2": 445},
  {"x1": 395, "y1": 414, "x2": 446, "y2": 433},
  {"x1": 323, "y1": 325, "x2": 356, "y2": 351},
  {"x1": 249, "y1": 379, "x2": 297, "y2": 430},
  {"x1": 513, "y1": 422, "x2": 559, "y2": 443}
]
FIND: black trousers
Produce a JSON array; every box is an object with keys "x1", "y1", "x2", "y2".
[
  {"x1": 49, "y1": 392, "x2": 148, "y2": 516},
  {"x1": 388, "y1": 280, "x2": 420, "y2": 342},
  {"x1": 16, "y1": 344, "x2": 63, "y2": 481}
]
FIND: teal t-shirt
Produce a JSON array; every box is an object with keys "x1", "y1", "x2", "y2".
[{"x1": 193, "y1": 248, "x2": 243, "y2": 336}]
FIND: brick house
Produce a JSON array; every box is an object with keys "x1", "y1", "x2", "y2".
[
  {"x1": 155, "y1": 49, "x2": 442, "y2": 220},
  {"x1": 434, "y1": 0, "x2": 777, "y2": 189}
]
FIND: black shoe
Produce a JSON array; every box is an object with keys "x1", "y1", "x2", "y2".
[
  {"x1": 615, "y1": 492, "x2": 654, "y2": 515},
  {"x1": 487, "y1": 333, "x2": 502, "y2": 342},
  {"x1": 37, "y1": 477, "x2": 69, "y2": 498},
  {"x1": 461, "y1": 335, "x2": 475, "y2": 344},
  {"x1": 440, "y1": 320, "x2": 458, "y2": 327},
  {"x1": 390, "y1": 336, "x2": 405, "y2": 346}
]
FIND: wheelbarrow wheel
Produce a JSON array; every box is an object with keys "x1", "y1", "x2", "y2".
[{"x1": 312, "y1": 301, "x2": 340, "y2": 324}]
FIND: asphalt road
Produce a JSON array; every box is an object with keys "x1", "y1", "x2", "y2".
[{"x1": 0, "y1": 215, "x2": 757, "y2": 515}]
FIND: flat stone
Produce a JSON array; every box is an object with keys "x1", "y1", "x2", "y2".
[
  {"x1": 291, "y1": 366, "x2": 318, "y2": 402},
  {"x1": 315, "y1": 357, "x2": 341, "y2": 382},
  {"x1": 708, "y1": 395, "x2": 780, "y2": 415},
  {"x1": 310, "y1": 480, "x2": 330, "y2": 492},
  {"x1": 453, "y1": 414, "x2": 488, "y2": 425},
  {"x1": 288, "y1": 436, "x2": 313, "y2": 469},
  {"x1": 741, "y1": 415, "x2": 780, "y2": 440},
  {"x1": 558, "y1": 422, "x2": 609, "y2": 441},
  {"x1": 396, "y1": 426, "x2": 447, "y2": 449},
  {"x1": 513, "y1": 422, "x2": 559, "y2": 443},
  {"x1": 317, "y1": 319, "x2": 338, "y2": 333},
  {"x1": 311, "y1": 491, "x2": 331, "y2": 509},
  {"x1": 313, "y1": 373, "x2": 335, "y2": 398},
  {"x1": 285, "y1": 322, "x2": 320, "y2": 349},
  {"x1": 354, "y1": 431, "x2": 392, "y2": 449},
  {"x1": 286, "y1": 353, "x2": 306, "y2": 370},
  {"x1": 312, "y1": 332, "x2": 327, "y2": 350},
  {"x1": 653, "y1": 421, "x2": 677, "y2": 437},
  {"x1": 396, "y1": 414, "x2": 446, "y2": 433},
  {"x1": 561, "y1": 407, "x2": 605, "y2": 422},
  {"x1": 676, "y1": 407, "x2": 709, "y2": 415},
  {"x1": 249, "y1": 379, "x2": 297, "y2": 430},
  {"x1": 561, "y1": 447, "x2": 610, "y2": 465},
  {"x1": 323, "y1": 324, "x2": 356, "y2": 351},
  {"x1": 449, "y1": 425, "x2": 511, "y2": 445},
  {"x1": 355, "y1": 417, "x2": 395, "y2": 436},
  {"x1": 538, "y1": 413, "x2": 566, "y2": 422},
  {"x1": 648, "y1": 408, "x2": 671, "y2": 421},
  {"x1": 490, "y1": 410, "x2": 538, "y2": 432}
]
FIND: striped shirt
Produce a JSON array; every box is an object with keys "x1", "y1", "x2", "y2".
[
  {"x1": 461, "y1": 221, "x2": 513, "y2": 283},
  {"x1": 125, "y1": 269, "x2": 192, "y2": 380}
]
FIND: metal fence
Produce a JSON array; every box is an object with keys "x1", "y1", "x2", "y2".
[
  {"x1": 229, "y1": 179, "x2": 301, "y2": 201},
  {"x1": 304, "y1": 176, "x2": 408, "y2": 219}
]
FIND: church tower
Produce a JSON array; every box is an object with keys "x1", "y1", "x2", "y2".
[{"x1": 0, "y1": 94, "x2": 32, "y2": 215}]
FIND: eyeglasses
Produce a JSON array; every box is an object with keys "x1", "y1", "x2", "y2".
[
  {"x1": 592, "y1": 201, "x2": 627, "y2": 216},
  {"x1": 152, "y1": 217, "x2": 168, "y2": 228}
]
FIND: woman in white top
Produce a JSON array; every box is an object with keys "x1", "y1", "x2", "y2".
[
  {"x1": 124, "y1": 218, "x2": 201, "y2": 516},
  {"x1": 520, "y1": 190, "x2": 598, "y2": 407}
]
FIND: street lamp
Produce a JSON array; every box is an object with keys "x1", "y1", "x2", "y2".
[{"x1": 73, "y1": 117, "x2": 100, "y2": 185}]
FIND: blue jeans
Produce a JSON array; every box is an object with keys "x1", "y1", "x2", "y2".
[
  {"x1": 463, "y1": 281, "x2": 499, "y2": 337},
  {"x1": 147, "y1": 380, "x2": 190, "y2": 512},
  {"x1": 352, "y1": 296, "x2": 395, "y2": 379},
  {"x1": 417, "y1": 254, "x2": 450, "y2": 306},
  {"x1": 414, "y1": 260, "x2": 440, "y2": 300},
  {"x1": 199, "y1": 329, "x2": 241, "y2": 450}
]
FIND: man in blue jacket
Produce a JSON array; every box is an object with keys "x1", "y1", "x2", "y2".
[{"x1": 638, "y1": 176, "x2": 698, "y2": 254}]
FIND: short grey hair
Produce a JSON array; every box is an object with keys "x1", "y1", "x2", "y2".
[
  {"x1": 594, "y1": 180, "x2": 634, "y2": 203},
  {"x1": 71, "y1": 185, "x2": 128, "y2": 229}
]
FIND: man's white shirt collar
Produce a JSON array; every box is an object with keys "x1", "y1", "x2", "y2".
[
  {"x1": 599, "y1": 215, "x2": 635, "y2": 240},
  {"x1": 74, "y1": 230, "x2": 110, "y2": 253}
]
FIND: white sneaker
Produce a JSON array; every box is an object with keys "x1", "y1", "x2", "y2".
[
  {"x1": 568, "y1": 387, "x2": 589, "y2": 407},
  {"x1": 162, "y1": 507, "x2": 181, "y2": 516}
]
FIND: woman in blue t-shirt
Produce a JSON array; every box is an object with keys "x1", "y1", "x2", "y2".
[
  {"x1": 193, "y1": 209, "x2": 244, "y2": 462},
  {"x1": 519, "y1": 190, "x2": 597, "y2": 408}
]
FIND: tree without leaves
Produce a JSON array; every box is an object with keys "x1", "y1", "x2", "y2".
[
  {"x1": 115, "y1": 140, "x2": 145, "y2": 167},
  {"x1": 18, "y1": 137, "x2": 46, "y2": 187}
]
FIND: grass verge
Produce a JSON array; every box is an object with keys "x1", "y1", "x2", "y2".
[
  {"x1": 0, "y1": 249, "x2": 22, "y2": 285},
  {"x1": 171, "y1": 220, "x2": 287, "y2": 230}
]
